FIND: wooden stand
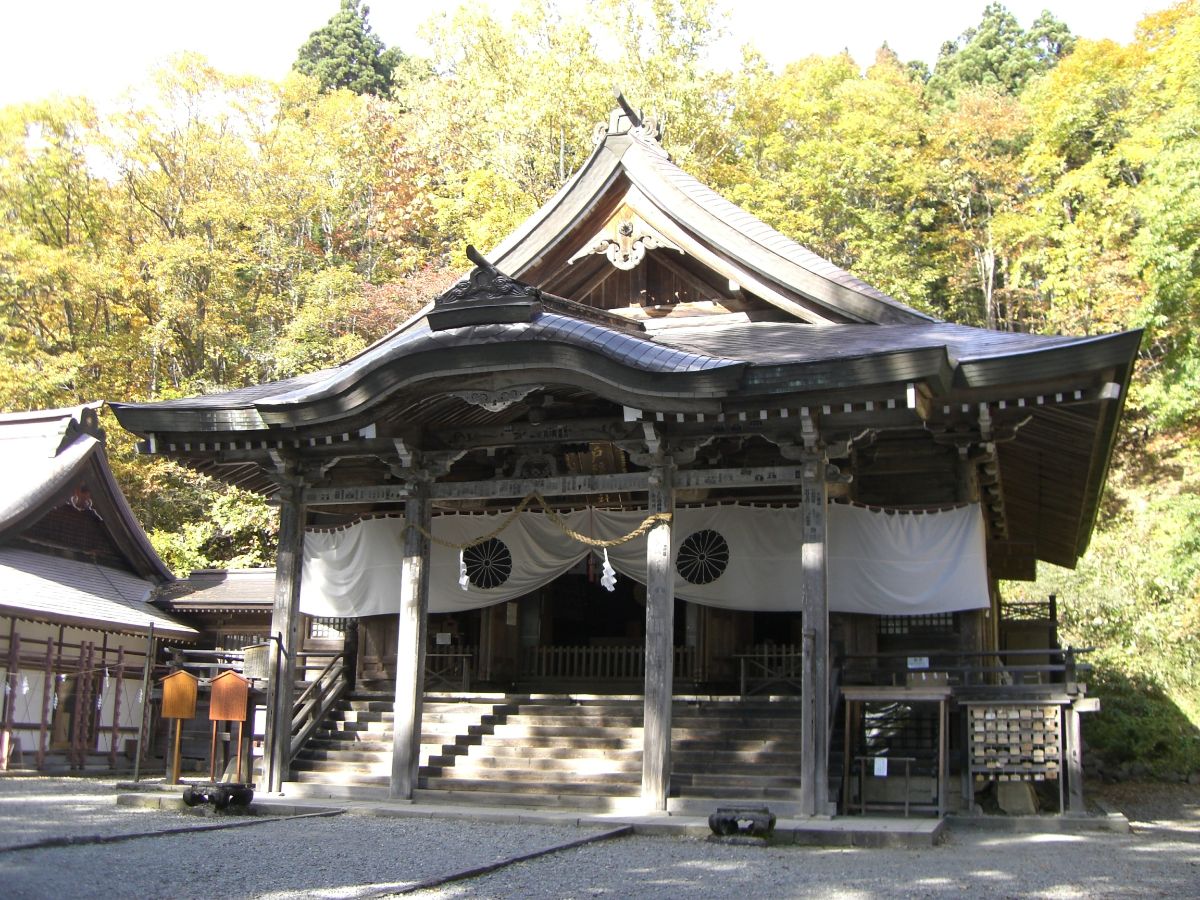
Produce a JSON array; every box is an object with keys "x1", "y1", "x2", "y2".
[
  {"x1": 161, "y1": 670, "x2": 198, "y2": 785},
  {"x1": 841, "y1": 684, "x2": 951, "y2": 818}
]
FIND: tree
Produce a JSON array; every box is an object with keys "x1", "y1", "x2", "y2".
[
  {"x1": 927, "y1": 2, "x2": 1075, "y2": 101},
  {"x1": 928, "y1": 86, "x2": 1031, "y2": 329},
  {"x1": 294, "y1": 0, "x2": 404, "y2": 97}
]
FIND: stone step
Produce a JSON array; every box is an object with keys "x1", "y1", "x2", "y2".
[
  {"x1": 429, "y1": 756, "x2": 643, "y2": 776},
  {"x1": 673, "y1": 739, "x2": 804, "y2": 753},
  {"x1": 281, "y1": 781, "x2": 389, "y2": 802},
  {"x1": 425, "y1": 766, "x2": 640, "y2": 786},
  {"x1": 498, "y1": 714, "x2": 641, "y2": 728},
  {"x1": 436, "y1": 745, "x2": 644, "y2": 763},
  {"x1": 673, "y1": 772, "x2": 805, "y2": 789},
  {"x1": 488, "y1": 724, "x2": 642, "y2": 739},
  {"x1": 673, "y1": 760, "x2": 803, "y2": 778},
  {"x1": 481, "y1": 735, "x2": 642, "y2": 751},
  {"x1": 418, "y1": 776, "x2": 639, "y2": 797},
  {"x1": 293, "y1": 760, "x2": 394, "y2": 776},
  {"x1": 672, "y1": 783, "x2": 807, "y2": 801},
  {"x1": 292, "y1": 771, "x2": 389, "y2": 787},
  {"x1": 411, "y1": 788, "x2": 647, "y2": 813},
  {"x1": 666, "y1": 795, "x2": 807, "y2": 818}
]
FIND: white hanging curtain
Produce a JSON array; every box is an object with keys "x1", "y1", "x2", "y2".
[
  {"x1": 300, "y1": 503, "x2": 989, "y2": 617},
  {"x1": 826, "y1": 503, "x2": 990, "y2": 615}
]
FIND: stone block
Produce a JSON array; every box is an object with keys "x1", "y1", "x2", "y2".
[{"x1": 997, "y1": 781, "x2": 1039, "y2": 816}]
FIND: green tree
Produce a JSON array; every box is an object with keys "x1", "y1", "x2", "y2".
[
  {"x1": 1007, "y1": 37, "x2": 1144, "y2": 337},
  {"x1": 927, "y1": 2, "x2": 1075, "y2": 101},
  {"x1": 928, "y1": 86, "x2": 1031, "y2": 328},
  {"x1": 294, "y1": 0, "x2": 404, "y2": 97},
  {"x1": 716, "y1": 49, "x2": 947, "y2": 314}
]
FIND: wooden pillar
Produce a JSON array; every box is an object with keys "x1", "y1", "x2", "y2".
[
  {"x1": 641, "y1": 459, "x2": 675, "y2": 811},
  {"x1": 391, "y1": 480, "x2": 431, "y2": 800},
  {"x1": 109, "y1": 647, "x2": 125, "y2": 769},
  {"x1": 266, "y1": 483, "x2": 306, "y2": 793},
  {"x1": 800, "y1": 453, "x2": 831, "y2": 817},
  {"x1": 1065, "y1": 703, "x2": 1085, "y2": 814},
  {"x1": 37, "y1": 637, "x2": 53, "y2": 771},
  {"x1": 1, "y1": 631, "x2": 18, "y2": 771}
]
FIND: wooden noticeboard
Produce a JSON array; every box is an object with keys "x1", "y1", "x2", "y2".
[
  {"x1": 161, "y1": 670, "x2": 198, "y2": 720},
  {"x1": 209, "y1": 671, "x2": 250, "y2": 722}
]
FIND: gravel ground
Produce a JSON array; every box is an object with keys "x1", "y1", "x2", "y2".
[{"x1": 1, "y1": 777, "x2": 1198, "y2": 899}]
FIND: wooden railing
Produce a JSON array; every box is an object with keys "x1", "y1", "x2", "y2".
[
  {"x1": 290, "y1": 652, "x2": 348, "y2": 758},
  {"x1": 519, "y1": 645, "x2": 697, "y2": 681},
  {"x1": 168, "y1": 647, "x2": 250, "y2": 681},
  {"x1": 426, "y1": 650, "x2": 473, "y2": 691},
  {"x1": 733, "y1": 643, "x2": 804, "y2": 697},
  {"x1": 838, "y1": 647, "x2": 1091, "y2": 690}
]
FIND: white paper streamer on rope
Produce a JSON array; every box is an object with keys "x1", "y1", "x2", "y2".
[
  {"x1": 457, "y1": 550, "x2": 470, "y2": 591},
  {"x1": 21, "y1": 675, "x2": 29, "y2": 696},
  {"x1": 600, "y1": 548, "x2": 617, "y2": 592}
]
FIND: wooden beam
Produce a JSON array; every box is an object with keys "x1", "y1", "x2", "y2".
[
  {"x1": 303, "y1": 465, "x2": 817, "y2": 506},
  {"x1": 266, "y1": 484, "x2": 305, "y2": 793},
  {"x1": 650, "y1": 248, "x2": 731, "y2": 301},
  {"x1": 799, "y1": 454, "x2": 831, "y2": 817},
  {"x1": 305, "y1": 485, "x2": 410, "y2": 505},
  {"x1": 641, "y1": 461, "x2": 675, "y2": 811},
  {"x1": 390, "y1": 481, "x2": 431, "y2": 800}
]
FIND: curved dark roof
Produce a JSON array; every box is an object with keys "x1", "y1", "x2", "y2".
[{"x1": 112, "y1": 311, "x2": 747, "y2": 432}]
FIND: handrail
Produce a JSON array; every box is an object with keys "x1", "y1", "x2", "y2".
[
  {"x1": 290, "y1": 652, "x2": 348, "y2": 757},
  {"x1": 838, "y1": 647, "x2": 1092, "y2": 689}
]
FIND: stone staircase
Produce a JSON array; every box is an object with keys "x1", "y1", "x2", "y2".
[
  {"x1": 286, "y1": 692, "x2": 807, "y2": 812},
  {"x1": 668, "y1": 699, "x2": 806, "y2": 814},
  {"x1": 418, "y1": 697, "x2": 644, "y2": 810},
  {"x1": 288, "y1": 693, "x2": 519, "y2": 800}
]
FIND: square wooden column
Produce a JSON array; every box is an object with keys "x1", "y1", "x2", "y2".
[
  {"x1": 641, "y1": 461, "x2": 675, "y2": 811},
  {"x1": 391, "y1": 481, "x2": 431, "y2": 800},
  {"x1": 800, "y1": 454, "x2": 831, "y2": 816},
  {"x1": 266, "y1": 484, "x2": 305, "y2": 793}
]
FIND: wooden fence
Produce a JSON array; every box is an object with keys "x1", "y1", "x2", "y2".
[{"x1": 519, "y1": 645, "x2": 698, "y2": 681}]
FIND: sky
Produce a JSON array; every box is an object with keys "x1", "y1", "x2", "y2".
[{"x1": 0, "y1": 0, "x2": 1157, "y2": 108}]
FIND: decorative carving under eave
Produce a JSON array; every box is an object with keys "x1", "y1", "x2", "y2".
[
  {"x1": 428, "y1": 246, "x2": 543, "y2": 332},
  {"x1": 450, "y1": 385, "x2": 540, "y2": 413},
  {"x1": 568, "y1": 207, "x2": 683, "y2": 272},
  {"x1": 509, "y1": 452, "x2": 560, "y2": 480}
]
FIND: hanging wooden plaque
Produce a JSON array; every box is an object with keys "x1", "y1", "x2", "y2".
[{"x1": 209, "y1": 670, "x2": 250, "y2": 722}]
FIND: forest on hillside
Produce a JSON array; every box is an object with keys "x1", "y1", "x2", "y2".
[{"x1": 2, "y1": 0, "x2": 1199, "y2": 774}]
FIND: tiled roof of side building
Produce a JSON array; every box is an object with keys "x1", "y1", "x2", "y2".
[{"x1": 0, "y1": 547, "x2": 195, "y2": 638}]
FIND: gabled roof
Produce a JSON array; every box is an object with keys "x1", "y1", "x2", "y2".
[
  {"x1": 0, "y1": 404, "x2": 173, "y2": 582},
  {"x1": 106, "y1": 108, "x2": 1141, "y2": 576},
  {"x1": 0, "y1": 547, "x2": 195, "y2": 639},
  {"x1": 488, "y1": 108, "x2": 935, "y2": 326}
]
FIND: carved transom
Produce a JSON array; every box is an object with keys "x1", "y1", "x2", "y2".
[
  {"x1": 450, "y1": 385, "x2": 540, "y2": 413},
  {"x1": 568, "y1": 205, "x2": 682, "y2": 272}
]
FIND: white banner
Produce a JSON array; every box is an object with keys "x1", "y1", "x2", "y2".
[{"x1": 300, "y1": 503, "x2": 989, "y2": 617}]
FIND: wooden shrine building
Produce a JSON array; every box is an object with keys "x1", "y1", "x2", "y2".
[
  {"x1": 111, "y1": 105, "x2": 1140, "y2": 817},
  {"x1": 0, "y1": 405, "x2": 195, "y2": 772}
]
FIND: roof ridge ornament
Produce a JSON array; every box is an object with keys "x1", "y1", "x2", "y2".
[
  {"x1": 428, "y1": 246, "x2": 545, "y2": 332},
  {"x1": 593, "y1": 91, "x2": 667, "y2": 157}
]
